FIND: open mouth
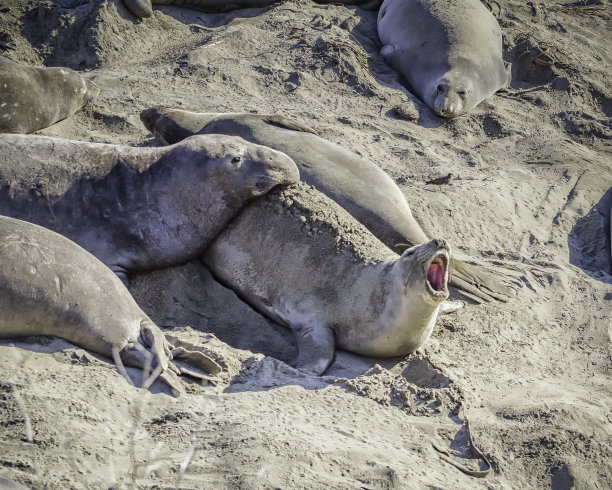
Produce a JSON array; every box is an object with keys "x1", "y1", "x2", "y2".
[{"x1": 427, "y1": 254, "x2": 447, "y2": 292}]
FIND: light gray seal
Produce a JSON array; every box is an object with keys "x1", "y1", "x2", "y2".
[
  {"x1": 0, "y1": 55, "x2": 99, "y2": 133},
  {"x1": 0, "y1": 216, "x2": 221, "y2": 395},
  {"x1": 121, "y1": 0, "x2": 381, "y2": 18},
  {"x1": 0, "y1": 133, "x2": 298, "y2": 281},
  {"x1": 203, "y1": 183, "x2": 451, "y2": 375},
  {"x1": 140, "y1": 107, "x2": 516, "y2": 302},
  {"x1": 377, "y1": 0, "x2": 512, "y2": 118}
]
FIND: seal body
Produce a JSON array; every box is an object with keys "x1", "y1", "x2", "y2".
[
  {"x1": 0, "y1": 216, "x2": 221, "y2": 394},
  {"x1": 0, "y1": 55, "x2": 99, "y2": 133},
  {"x1": 141, "y1": 108, "x2": 429, "y2": 249},
  {"x1": 0, "y1": 133, "x2": 298, "y2": 280},
  {"x1": 141, "y1": 108, "x2": 516, "y2": 302},
  {"x1": 203, "y1": 183, "x2": 450, "y2": 375},
  {"x1": 377, "y1": 0, "x2": 511, "y2": 117}
]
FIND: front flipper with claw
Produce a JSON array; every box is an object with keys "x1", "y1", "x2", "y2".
[
  {"x1": 292, "y1": 323, "x2": 336, "y2": 376},
  {"x1": 116, "y1": 319, "x2": 221, "y2": 395}
]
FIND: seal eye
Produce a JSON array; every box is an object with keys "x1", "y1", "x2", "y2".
[
  {"x1": 436, "y1": 84, "x2": 445, "y2": 94},
  {"x1": 457, "y1": 90, "x2": 467, "y2": 99}
]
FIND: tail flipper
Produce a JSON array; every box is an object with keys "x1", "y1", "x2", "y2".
[
  {"x1": 116, "y1": 320, "x2": 221, "y2": 395},
  {"x1": 449, "y1": 257, "x2": 521, "y2": 303}
]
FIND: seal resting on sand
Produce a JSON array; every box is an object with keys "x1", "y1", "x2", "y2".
[
  {"x1": 141, "y1": 107, "x2": 517, "y2": 302},
  {"x1": 204, "y1": 183, "x2": 451, "y2": 375},
  {"x1": 0, "y1": 216, "x2": 221, "y2": 395},
  {"x1": 0, "y1": 133, "x2": 298, "y2": 281},
  {"x1": 377, "y1": 0, "x2": 511, "y2": 117},
  {"x1": 0, "y1": 55, "x2": 99, "y2": 133}
]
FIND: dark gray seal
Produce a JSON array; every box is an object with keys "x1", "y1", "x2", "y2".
[
  {"x1": 0, "y1": 133, "x2": 298, "y2": 281},
  {"x1": 140, "y1": 107, "x2": 516, "y2": 302},
  {"x1": 0, "y1": 216, "x2": 221, "y2": 395},
  {"x1": 377, "y1": 0, "x2": 511, "y2": 118},
  {"x1": 0, "y1": 55, "x2": 99, "y2": 133},
  {"x1": 203, "y1": 183, "x2": 451, "y2": 375}
]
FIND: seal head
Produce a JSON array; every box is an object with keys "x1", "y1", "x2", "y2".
[
  {"x1": 360, "y1": 239, "x2": 450, "y2": 357},
  {"x1": 431, "y1": 72, "x2": 475, "y2": 118},
  {"x1": 0, "y1": 133, "x2": 299, "y2": 280}
]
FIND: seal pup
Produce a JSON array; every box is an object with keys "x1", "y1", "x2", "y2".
[
  {"x1": 0, "y1": 216, "x2": 221, "y2": 395},
  {"x1": 377, "y1": 0, "x2": 511, "y2": 118},
  {"x1": 141, "y1": 107, "x2": 516, "y2": 302},
  {"x1": 203, "y1": 183, "x2": 450, "y2": 375},
  {"x1": 0, "y1": 133, "x2": 299, "y2": 281},
  {"x1": 0, "y1": 55, "x2": 99, "y2": 133}
]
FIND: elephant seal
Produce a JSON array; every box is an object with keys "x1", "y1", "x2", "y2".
[
  {"x1": 141, "y1": 107, "x2": 517, "y2": 302},
  {"x1": 203, "y1": 183, "x2": 450, "y2": 375},
  {"x1": 0, "y1": 55, "x2": 99, "y2": 133},
  {"x1": 0, "y1": 133, "x2": 298, "y2": 281},
  {"x1": 122, "y1": 0, "x2": 381, "y2": 18},
  {"x1": 377, "y1": 0, "x2": 511, "y2": 118},
  {"x1": 0, "y1": 216, "x2": 221, "y2": 395}
]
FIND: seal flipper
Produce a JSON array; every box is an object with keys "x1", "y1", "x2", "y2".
[
  {"x1": 502, "y1": 62, "x2": 512, "y2": 90},
  {"x1": 292, "y1": 323, "x2": 336, "y2": 375},
  {"x1": 261, "y1": 115, "x2": 318, "y2": 135},
  {"x1": 449, "y1": 258, "x2": 520, "y2": 303},
  {"x1": 122, "y1": 0, "x2": 153, "y2": 18},
  {"x1": 169, "y1": 346, "x2": 222, "y2": 376},
  {"x1": 118, "y1": 319, "x2": 221, "y2": 394},
  {"x1": 380, "y1": 45, "x2": 397, "y2": 64}
]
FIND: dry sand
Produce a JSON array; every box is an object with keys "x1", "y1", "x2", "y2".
[{"x1": 0, "y1": 0, "x2": 610, "y2": 488}]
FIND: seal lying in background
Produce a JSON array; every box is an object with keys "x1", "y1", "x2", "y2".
[
  {"x1": 0, "y1": 216, "x2": 221, "y2": 395},
  {"x1": 0, "y1": 55, "x2": 99, "y2": 133},
  {"x1": 0, "y1": 133, "x2": 298, "y2": 281},
  {"x1": 377, "y1": 0, "x2": 511, "y2": 118},
  {"x1": 122, "y1": 0, "x2": 380, "y2": 19},
  {"x1": 141, "y1": 107, "x2": 516, "y2": 302},
  {"x1": 204, "y1": 183, "x2": 450, "y2": 375}
]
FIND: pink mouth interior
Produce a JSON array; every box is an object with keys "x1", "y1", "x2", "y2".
[{"x1": 427, "y1": 258, "x2": 446, "y2": 292}]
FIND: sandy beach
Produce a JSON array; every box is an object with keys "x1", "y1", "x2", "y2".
[{"x1": 0, "y1": 0, "x2": 610, "y2": 488}]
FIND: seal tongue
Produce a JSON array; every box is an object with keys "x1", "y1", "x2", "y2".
[{"x1": 427, "y1": 258, "x2": 446, "y2": 292}]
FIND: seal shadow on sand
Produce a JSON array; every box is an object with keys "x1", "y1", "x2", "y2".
[{"x1": 569, "y1": 187, "x2": 612, "y2": 283}]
